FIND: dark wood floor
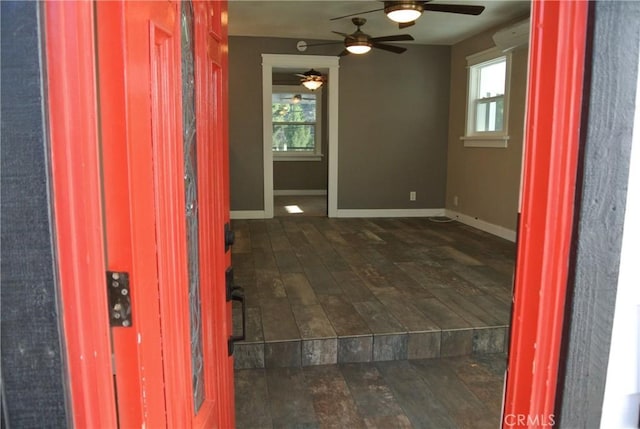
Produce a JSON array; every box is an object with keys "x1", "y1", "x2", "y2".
[
  {"x1": 231, "y1": 211, "x2": 515, "y2": 428},
  {"x1": 235, "y1": 353, "x2": 507, "y2": 429},
  {"x1": 231, "y1": 214, "x2": 515, "y2": 368}
]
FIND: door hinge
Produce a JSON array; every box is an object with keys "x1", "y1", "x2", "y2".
[{"x1": 106, "y1": 271, "x2": 132, "y2": 327}]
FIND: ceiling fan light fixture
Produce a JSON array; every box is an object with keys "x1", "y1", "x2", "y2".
[
  {"x1": 301, "y1": 79, "x2": 323, "y2": 90},
  {"x1": 346, "y1": 43, "x2": 372, "y2": 54},
  {"x1": 300, "y1": 69, "x2": 324, "y2": 91},
  {"x1": 384, "y1": 2, "x2": 423, "y2": 23}
]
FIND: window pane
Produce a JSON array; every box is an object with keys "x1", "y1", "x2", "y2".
[
  {"x1": 475, "y1": 97, "x2": 504, "y2": 132},
  {"x1": 272, "y1": 124, "x2": 315, "y2": 152},
  {"x1": 476, "y1": 102, "x2": 487, "y2": 132},
  {"x1": 478, "y1": 60, "x2": 505, "y2": 98},
  {"x1": 272, "y1": 93, "x2": 316, "y2": 123}
]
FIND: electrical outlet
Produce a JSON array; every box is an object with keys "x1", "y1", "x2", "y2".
[
  {"x1": 410, "y1": 191, "x2": 417, "y2": 201},
  {"x1": 453, "y1": 195, "x2": 459, "y2": 206}
]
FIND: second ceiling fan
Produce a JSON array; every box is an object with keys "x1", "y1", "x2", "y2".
[
  {"x1": 332, "y1": 1, "x2": 486, "y2": 29},
  {"x1": 308, "y1": 17, "x2": 414, "y2": 56}
]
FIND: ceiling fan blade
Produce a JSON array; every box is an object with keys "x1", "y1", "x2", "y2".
[
  {"x1": 423, "y1": 3, "x2": 485, "y2": 16},
  {"x1": 331, "y1": 31, "x2": 350, "y2": 38},
  {"x1": 338, "y1": 49, "x2": 350, "y2": 57},
  {"x1": 372, "y1": 43, "x2": 407, "y2": 54},
  {"x1": 398, "y1": 21, "x2": 416, "y2": 29},
  {"x1": 330, "y1": 7, "x2": 384, "y2": 21},
  {"x1": 371, "y1": 34, "x2": 414, "y2": 43},
  {"x1": 304, "y1": 41, "x2": 344, "y2": 47}
]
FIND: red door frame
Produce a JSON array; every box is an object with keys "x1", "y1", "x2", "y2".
[
  {"x1": 44, "y1": 1, "x2": 118, "y2": 427},
  {"x1": 503, "y1": 1, "x2": 589, "y2": 427},
  {"x1": 46, "y1": 0, "x2": 589, "y2": 427},
  {"x1": 46, "y1": 1, "x2": 233, "y2": 427}
]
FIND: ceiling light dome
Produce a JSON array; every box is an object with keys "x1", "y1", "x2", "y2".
[
  {"x1": 300, "y1": 69, "x2": 324, "y2": 90},
  {"x1": 384, "y1": 1, "x2": 424, "y2": 23},
  {"x1": 346, "y1": 42, "x2": 372, "y2": 54}
]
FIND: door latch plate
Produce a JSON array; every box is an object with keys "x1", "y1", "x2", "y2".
[{"x1": 107, "y1": 271, "x2": 132, "y2": 327}]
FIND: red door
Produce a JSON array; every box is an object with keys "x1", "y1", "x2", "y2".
[{"x1": 96, "y1": 1, "x2": 234, "y2": 427}]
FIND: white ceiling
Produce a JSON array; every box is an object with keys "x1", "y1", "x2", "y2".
[{"x1": 228, "y1": 1, "x2": 531, "y2": 46}]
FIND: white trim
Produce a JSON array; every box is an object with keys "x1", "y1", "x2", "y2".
[
  {"x1": 461, "y1": 135, "x2": 510, "y2": 148},
  {"x1": 335, "y1": 208, "x2": 446, "y2": 218},
  {"x1": 464, "y1": 51, "x2": 512, "y2": 143},
  {"x1": 230, "y1": 210, "x2": 267, "y2": 220},
  {"x1": 273, "y1": 154, "x2": 323, "y2": 161},
  {"x1": 273, "y1": 189, "x2": 327, "y2": 196},
  {"x1": 445, "y1": 209, "x2": 517, "y2": 242},
  {"x1": 466, "y1": 47, "x2": 503, "y2": 66},
  {"x1": 262, "y1": 54, "x2": 340, "y2": 219}
]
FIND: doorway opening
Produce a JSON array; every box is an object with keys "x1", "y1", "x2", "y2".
[{"x1": 262, "y1": 54, "x2": 339, "y2": 218}]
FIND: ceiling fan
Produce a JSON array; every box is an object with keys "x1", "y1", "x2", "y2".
[
  {"x1": 294, "y1": 69, "x2": 325, "y2": 90},
  {"x1": 306, "y1": 17, "x2": 414, "y2": 56},
  {"x1": 331, "y1": 1, "x2": 485, "y2": 29},
  {"x1": 275, "y1": 93, "x2": 315, "y2": 104}
]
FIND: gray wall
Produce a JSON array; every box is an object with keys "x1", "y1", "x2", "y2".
[
  {"x1": 229, "y1": 36, "x2": 451, "y2": 211},
  {"x1": 1, "y1": 1, "x2": 69, "y2": 426},
  {"x1": 445, "y1": 19, "x2": 529, "y2": 230}
]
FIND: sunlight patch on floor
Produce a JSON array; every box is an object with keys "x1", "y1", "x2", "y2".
[{"x1": 285, "y1": 205, "x2": 304, "y2": 214}]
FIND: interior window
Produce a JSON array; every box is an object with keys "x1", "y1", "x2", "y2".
[
  {"x1": 462, "y1": 48, "x2": 511, "y2": 148},
  {"x1": 272, "y1": 85, "x2": 322, "y2": 161},
  {"x1": 473, "y1": 58, "x2": 506, "y2": 132}
]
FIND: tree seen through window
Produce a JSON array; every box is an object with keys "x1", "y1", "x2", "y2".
[{"x1": 272, "y1": 92, "x2": 317, "y2": 152}]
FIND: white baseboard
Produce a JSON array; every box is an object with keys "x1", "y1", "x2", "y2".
[
  {"x1": 231, "y1": 208, "x2": 518, "y2": 243},
  {"x1": 230, "y1": 210, "x2": 266, "y2": 220},
  {"x1": 444, "y1": 209, "x2": 517, "y2": 242},
  {"x1": 334, "y1": 208, "x2": 446, "y2": 218},
  {"x1": 273, "y1": 189, "x2": 328, "y2": 196}
]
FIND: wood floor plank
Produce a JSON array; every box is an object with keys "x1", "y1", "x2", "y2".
[
  {"x1": 331, "y1": 270, "x2": 377, "y2": 302},
  {"x1": 281, "y1": 272, "x2": 318, "y2": 306},
  {"x1": 304, "y1": 266, "x2": 343, "y2": 295},
  {"x1": 251, "y1": 231, "x2": 272, "y2": 252},
  {"x1": 352, "y1": 300, "x2": 406, "y2": 335},
  {"x1": 265, "y1": 367, "x2": 319, "y2": 428},
  {"x1": 340, "y1": 363, "x2": 406, "y2": 419},
  {"x1": 319, "y1": 295, "x2": 371, "y2": 336},
  {"x1": 285, "y1": 230, "x2": 309, "y2": 247},
  {"x1": 413, "y1": 297, "x2": 470, "y2": 330},
  {"x1": 291, "y1": 304, "x2": 336, "y2": 339},
  {"x1": 274, "y1": 249, "x2": 303, "y2": 273},
  {"x1": 256, "y1": 268, "x2": 286, "y2": 300},
  {"x1": 428, "y1": 289, "x2": 501, "y2": 327},
  {"x1": 303, "y1": 365, "x2": 366, "y2": 429},
  {"x1": 294, "y1": 245, "x2": 324, "y2": 270},
  {"x1": 253, "y1": 249, "x2": 278, "y2": 271},
  {"x1": 269, "y1": 231, "x2": 292, "y2": 251},
  {"x1": 444, "y1": 355, "x2": 507, "y2": 412},
  {"x1": 375, "y1": 360, "x2": 458, "y2": 428},
  {"x1": 408, "y1": 358, "x2": 500, "y2": 429},
  {"x1": 261, "y1": 298, "x2": 300, "y2": 342},
  {"x1": 375, "y1": 290, "x2": 441, "y2": 332},
  {"x1": 235, "y1": 369, "x2": 273, "y2": 429}
]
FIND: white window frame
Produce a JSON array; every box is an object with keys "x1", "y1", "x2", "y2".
[
  {"x1": 461, "y1": 47, "x2": 512, "y2": 148},
  {"x1": 272, "y1": 85, "x2": 323, "y2": 161}
]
